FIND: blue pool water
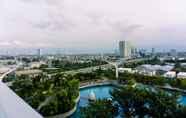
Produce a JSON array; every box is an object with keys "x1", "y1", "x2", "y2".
[
  {"x1": 71, "y1": 85, "x2": 114, "y2": 117},
  {"x1": 178, "y1": 95, "x2": 186, "y2": 105},
  {"x1": 79, "y1": 85, "x2": 114, "y2": 107},
  {"x1": 71, "y1": 85, "x2": 186, "y2": 117}
]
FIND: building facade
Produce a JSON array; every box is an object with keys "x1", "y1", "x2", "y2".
[{"x1": 119, "y1": 41, "x2": 134, "y2": 58}]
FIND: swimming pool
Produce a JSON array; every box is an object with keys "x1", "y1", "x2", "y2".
[
  {"x1": 71, "y1": 84, "x2": 114, "y2": 117},
  {"x1": 71, "y1": 84, "x2": 186, "y2": 118},
  {"x1": 178, "y1": 95, "x2": 186, "y2": 105}
]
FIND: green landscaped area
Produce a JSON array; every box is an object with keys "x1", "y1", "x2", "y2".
[
  {"x1": 10, "y1": 73, "x2": 79, "y2": 117},
  {"x1": 6, "y1": 66, "x2": 186, "y2": 118},
  {"x1": 8, "y1": 67, "x2": 115, "y2": 117},
  {"x1": 119, "y1": 72, "x2": 186, "y2": 90},
  {"x1": 43, "y1": 59, "x2": 108, "y2": 71},
  {"x1": 4, "y1": 56, "x2": 186, "y2": 118}
]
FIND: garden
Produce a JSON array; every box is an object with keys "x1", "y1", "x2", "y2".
[{"x1": 10, "y1": 73, "x2": 79, "y2": 117}]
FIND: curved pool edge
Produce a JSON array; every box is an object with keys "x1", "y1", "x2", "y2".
[
  {"x1": 70, "y1": 82, "x2": 118, "y2": 118},
  {"x1": 46, "y1": 93, "x2": 80, "y2": 118},
  {"x1": 79, "y1": 80, "x2": 118, "y2": 90}
]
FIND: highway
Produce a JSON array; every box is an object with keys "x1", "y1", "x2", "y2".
[
  {"x1": 64, "y1": 58, "x2": 149, "y2": 75},
  {"x1": 0, "y1": 67, "x2": 17, "y2": 81},
  {"x1": 64, "y1": 64, "x2": 113, "y2": 75}
]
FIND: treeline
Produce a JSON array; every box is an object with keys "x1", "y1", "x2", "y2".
[
  {"x1": 123, "y1": 57, "x2": 163, "y2": 68},
  {"x1": 165, "y1": 59, "x2": 186, "y2": 63},
  {"x1": 119, "y1": 72, "x2": 165, "y2": 86},
  {"x1": 119, "y1": 72, "x2": 186, "y2": 89},
  {"x1": 74, "y1": 68, "x2": 116, "y2": 82},
  {"x1": 51, "y1": 59, "x2": 107, "y2": 70}
]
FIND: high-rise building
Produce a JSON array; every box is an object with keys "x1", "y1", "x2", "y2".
[
  {"x1": 152, "y1": 48, "x2": 155, "y2": 54},
  {"x1": 170, "y1": 49, "x2": 177, "y2": 57},
  {"x1": 37, "y1": 49, "x2": 41, "y2": 58},
  {"x1": 119, "y1": 41, "x2": 133, "y2": 58}
]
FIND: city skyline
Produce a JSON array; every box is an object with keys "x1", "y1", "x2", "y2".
[
  {"x1": 1, "y1": 0, "x2": 186, "y2": 52},
  {"x1": 1, "y1": 1, "x2": 186, "y2": 118}
]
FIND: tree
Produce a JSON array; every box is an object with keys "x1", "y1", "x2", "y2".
[
  {"x1": 110, "y1": 85, "x2": 182, "y2": 118},
  {"x1": 11, "y1": 72, "x2": 80, "y2": 116},
  {"x1": 80, "y1": 99, "x2": 119, "y2": 118}
]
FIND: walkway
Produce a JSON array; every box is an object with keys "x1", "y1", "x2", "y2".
[
  {"x1": 0, "y1": 67, "x2": 17, "y2": 81},
  {"x1": 157, "y1": 85, "x2": 186, "y2": 94}
]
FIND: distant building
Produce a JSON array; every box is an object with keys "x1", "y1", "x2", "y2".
[
  {"x1": 152, "y1": 48, "x2": 155, "y2": 55},
  {"x1": 16, "y1": 69, "x2": 42, "y2": 76},
  {"x1": 0, "y1": 67, "x2": 10, "y2": 75},
  {"x1": 37, "y1": 49, "x2": 41, "y2": 58},
  {"x1": 119, "y1": 41, "x2": 134, "y2": 58},
  {"x1": 136, "y1": 64, "x2": 174, "y2": 72},
  {"x1": 118, "y1": 68, "x2": 132, "y2": 73},
  {"x1": 30, "y1": 61, "x2": 46, "y2": 69},
  {"x1": 164, "y1": 71, "x2": 176, "y2": 78},
  {"x1": 177, "y1": 72, "x2": 186, "y2": 79},
  {"x1": 139, "y1": 49, "x2": 147, "y2": 57},
  {"x1": 136, "y1": 64, "x2": 174, "y2": 76},
  {"x1": 170, "y1": 49, "x2": 177, "y2": 57}
]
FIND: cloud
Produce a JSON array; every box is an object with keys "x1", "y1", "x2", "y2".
[
  {"x1": 19, "y1": 0, "x2": 71, "y2": 31},
  {"x1": 1, "y1": 0, "x2": 186, "y2": 53}
]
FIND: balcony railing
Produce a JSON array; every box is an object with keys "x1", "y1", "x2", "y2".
[{"x1": 0, "y1": 77, "x2": 43, "y2": 118}]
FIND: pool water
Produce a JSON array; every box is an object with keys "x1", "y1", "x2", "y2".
[
  {"x1": 178, "y1": 95, "x2": 186, "y2": 105},
  {"x1": 71, "y1": 85, "x2": 186, "y2": 118},
  {"x1": 79, "y1": 85, "x2": 114, "y2": 107},
  {"x1": 71, "y1": 85, "x2": 114, "y2": 117}
]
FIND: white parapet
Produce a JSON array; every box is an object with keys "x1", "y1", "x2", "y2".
[{"x1": 0, "y1": 81, "x2": 43, "y2": 118}]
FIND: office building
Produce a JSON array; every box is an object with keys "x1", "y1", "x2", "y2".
[
  {"x1": 170, "y1": 49, "x2": 177, "y2": 57},
  {"x1": 37, "y1": 49, "x2": 41, "y2": 58},
  {"x1": 152, "y1": 48, "x2": 155, "y2": 55},
  {"x1": 119, "y1": 41, "x2": 134, "y2": 58}
]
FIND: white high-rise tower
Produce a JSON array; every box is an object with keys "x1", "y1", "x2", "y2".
[{"x1": 119, "y1": 41, "x2": 133, "y2": 58}]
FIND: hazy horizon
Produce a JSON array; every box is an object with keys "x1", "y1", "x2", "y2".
[
  {"x1": 0, "y1": 47, "x2": 186, "y2": 56},
  {"x1": 1, "y1": 0, "x2": 186, "y2": 53}
]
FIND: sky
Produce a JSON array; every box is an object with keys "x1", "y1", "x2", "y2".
[{"x1": 1, "y1": 0, "x2": 186, "y2": 54}]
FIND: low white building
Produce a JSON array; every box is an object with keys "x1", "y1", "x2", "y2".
[
  {"x1": 164, "y1": 71, "x2": 176, "y2": 78},
  {"x1": 30, "y1": 61, "x2": 46, "y2": 69},
  {"x1": 0, "y1": 67, "x2": 10, "y2": 74},
  {"x1": 16, "y1": 69, "x2": 42, "y2": 76},
  {"x1": 177, "y1": 72, "x2": 186, "y2": 79},
  {"x1": 181, "y1": 63, "x2": 186, "y2": 68},
  {"x1": 136, "y1": 64, "x2": 174, "y2": 76},
  {"x1": 118, "y1": 68, "x2": 132, "y2": 73},
  {"x1": 139, "y1": 69, "x2": 156, "y2": 76}
]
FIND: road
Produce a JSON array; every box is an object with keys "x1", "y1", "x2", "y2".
[
  {"x1": 64, "y1": 64, "x2": 113, "y2": 75},
  {"x1": 0, "y1": 64, "x2": 43, "y2": 118},
  {"x1": 64, "y1": 58, "x2": 149, "y2": 75},
  {"x1": 0, "y1": 67, "x2": 17, "y2": 81}
]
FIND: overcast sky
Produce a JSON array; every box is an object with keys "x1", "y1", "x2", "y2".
[{"x1": 1, "y1": 0, "x2": 186, "y2": 53}]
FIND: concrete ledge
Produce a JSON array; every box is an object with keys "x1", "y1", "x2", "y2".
[
  {"x1": 46, "y1": 105, "x2": 77, "y2": 118},
  {"x1": 0, "y1": 81, "x2": 43, "y2": 118},
  {"x1": 80, "y1": 80, "x2": 118, "y2": 89}
]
